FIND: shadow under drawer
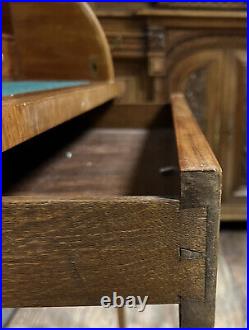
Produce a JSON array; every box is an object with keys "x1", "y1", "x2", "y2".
[{"x1": 3, "y1": 102, "x2": 180, "y2": 199}]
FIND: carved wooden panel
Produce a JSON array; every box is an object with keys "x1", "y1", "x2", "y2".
[
  {"x1": 92, "y1": 5, "x2": 246, "y2": 220},
  {"x1": 184, "y1": 66, "x2": 208, "y2": 133},
  {"x1": 168, "y1": 48, "x2": 223, "y2": 157},
  {"x1": 169, "y1": 49, "x2": 246, "y2": 207},
  {"x1": 230, "y1": 51, "x2": 246, "y2": 200}
]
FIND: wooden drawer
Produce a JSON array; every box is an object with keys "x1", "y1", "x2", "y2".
[
  {"x1": 3, "y1": 95, "x2": 221, "y2": 326},
  {"x1": 2, "y1": 2, "x2": 222, "y2": 326},
  {"x1": 93, "y1": 5, "x2": 246, "y2": 221}
]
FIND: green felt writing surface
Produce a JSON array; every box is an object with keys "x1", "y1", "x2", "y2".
[{"x1": 2, "y1": 81, "x2": 89, "y2": 96}]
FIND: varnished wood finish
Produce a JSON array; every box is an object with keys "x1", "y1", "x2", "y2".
[
  {"x1": 2, "y1": 82, "x2": 118, "y2": 152},
  {"x1": 171, "y1": 94, "x2": 221, "y2": 173},
  {"x1": 1, "y1": 1, "x2": 223, "y2": 326},
  {"x1": 2, "y1": 97, "x2": 222, "y2": 328},
  {"x1": 3, "y1": 4, "x2": 223, "y2": 317},
  {"x1": 2, "y1": 103, "x2": 178, "y2": 198},
  {"x1": 92, "y1": 3, "x2": 246, "y2": 221},
  {"x1": 3, "y1": 196, "x2": 207, "y2": 307},
  {"x1": 151, "y1": 3, "x2": 246, "y2": 11},
  {"x1": 2, "y1": 2, "x2": 119, "y2": 152},
  {"x1": 9, "y1": 3, "x2": 114, "y2": 81},
  {"x1": 138, "y1": 8, "x2": 245, "y2": 28},
  {"x1": 3, "y1": 127, "x2": 179, "y2": 199},
  {"x1": 6, "y1": 229, "x2": 246, "y2": 328},
  {"x1": 171, "y1": 94, "x2": 222, "y2": 327},
  {"x1": 2, "y1": 34, "x2": 17, "y2": 80}
]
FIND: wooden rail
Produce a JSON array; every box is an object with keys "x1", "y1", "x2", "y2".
[
  {"x1": 2, "y1": 82, "x2": 118, "y2": 151},
  {"x1": 171, "y1": 94, "x2": 222, "y2": 328}
]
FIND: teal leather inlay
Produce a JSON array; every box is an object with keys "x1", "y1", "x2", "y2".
[{"x1": 2, "y1": 80, "x2": 89, "y2": 96}]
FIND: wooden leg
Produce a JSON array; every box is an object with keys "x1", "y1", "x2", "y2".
[
  {"x1": 179, "y1": 299, "x2": 215, "y2": 328},
  {"x1": 117, "y1": 308, "x2": 126, "y2": 328}
]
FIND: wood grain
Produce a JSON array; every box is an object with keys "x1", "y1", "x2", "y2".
[
  {"x1": 9, "y1": 3, "x2": 114, "y2": 81},
  {"x1": 3, "y1": 197, "x2": 206, "y2": 307},
  {"x1": 137, "y1": 8, "x2": 246, "y2": 29},
  {"x1": 2, "y1": 95, "x2": 220, "y2": 326},
  {"x1": 171, "y1": 93, "x2": 221, "y2": 173},
  {"x1": 179, "y1": 171, "x2": 221, "y2": 327},
  {"x1": 151, "y1": 3, "x2": 246, "y2": 11},
  {"x1": 3, "y1": 102, "x2": 179, "y2": 199},
  {"x1": 93, "y1": 4, "x2": 246, "y2": 221},
  {"x1": 172, "y1": 95, "x2": 222, "y2": 327},
  {"x1": 3, "y1": 127, "x2": 179, "y2": 199},
  {"x1": 2, "y1": 82, "x2": 118, "y2": 152},
  {"x1": 6, "y1": 229, "x2": 246, "y2": 328},
  {"x1": 2, "y1": 34, "x2": 17, "y2": 80}
]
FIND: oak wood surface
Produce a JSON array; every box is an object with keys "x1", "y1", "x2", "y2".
[
  {"x1": 3, "y1": 103, "x2": 179, "y2": 199},
  {"x1": 9, "y1": 3, "x2": 114, "y2": 81},
  {"x1": 137, "y1": 8, "x2": 246, "y2": 29},
  {"x1": 1, "y1": 0, "x2": 223, "y2": 323},
  {"x1": 2, "y1": 3, "x2": 120, "y2": 151},
  {"x1": 3, "y1": 96, "x2": 221, "y2": 327},
  {"x1": 2, "y1": 82, "x2": 118, "y2": 152},
  {"x1": 2, "y1": 99, "x2": 211, "y2": 312},
  {"x1": 171, "y1": 94, "x2": 221, "y2": 173},
  {"x1": 92, "y1": 4, "x2": 246, "y2": 221},
  {"x1": 151, "y1": 3, "x2": 246, "y2": 11},
  {"x1": 95, "y1": 8, "x2": 246, "y2": 29},
  {"x1": 2, "y1": 34, "x2": 17, "y2": 80},
  {"x1": 3, "y1": 128, "x2": 179, "y2": 199},
  {"x1": 2, "y1": 196, "x2": 207, "y2": 307},
  {"x1": 138, "y1": 8, "x2": 246, "y2": 18},
  {"x1": 7, "y1": 229, "x2": 246, "y2": 328},
  {"x1": 171, "y1": 95, "x2": 222, "y2": 327}
]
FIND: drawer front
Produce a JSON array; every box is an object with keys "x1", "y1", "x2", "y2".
[{"x1": 3, "y1": 197, "x2": 207, "y2": 307}]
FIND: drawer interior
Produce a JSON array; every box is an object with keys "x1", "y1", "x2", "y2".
[{"x1": 3, "y1": 102, "x2": 180, "y2": 200}]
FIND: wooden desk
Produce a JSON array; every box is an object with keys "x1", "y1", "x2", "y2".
[
  {"x1": 2, "y1": 3, "x2": 222, "y2": 328},
  {"x1": 92, "y1": 3, "x2": 246, "y2": 221}
]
